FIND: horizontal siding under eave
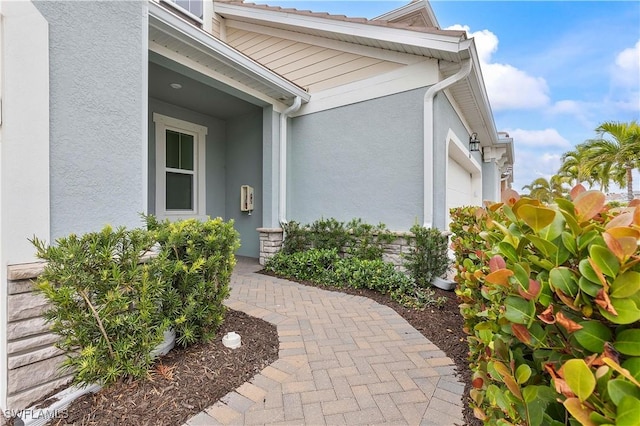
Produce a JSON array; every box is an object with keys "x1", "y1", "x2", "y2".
[
  {"x1": 261, "y1": 44, "x2": 328, "y2": 70},
  {"x1": 276, "y1": 48, "x2": 345, "y2": 76},
  {"x1": 294, "y1": 55, "x2": 381, "y2": 85},
  {"x1": 249, "y1": 38, "x2": 299, "y2": 61},
  {"x1": 226, "y1": 28, "x2": 408, "y2": 93},
  {"x1": 306, "y1": 61, "x2": 404, "y2": 93},
  {"x1": 234, "y1": 32, "x2": 273, "y2": 51}
]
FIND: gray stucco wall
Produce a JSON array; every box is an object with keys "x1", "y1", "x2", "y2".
[
  {"x1": 432, "y1": 93, "x2": 473, "y2": 229},
  {"x1": 288, "y1": 89, "x2": 425, "y2": 232},
  {"x1": 34, "y1": 1, "x2": 146, "y2": 239},
  {"x1": 225, "y1": 111, "x2": 263, "y2": 258},
  {"x1": 147, "y1": 98, "x2": 227, "y2": 220}
]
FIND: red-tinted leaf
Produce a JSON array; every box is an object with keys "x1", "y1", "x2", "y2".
[
  {"x1": 603, "y1": 232, "x2": 625, "y2": 262},
  {"x1": 485, "y1": 269, "x2": 514, "y2": 286},
  {"x1": 472, "y1": 377, "x2": 484, "y2": 389},
  {"x1": 502, "y1": 188, "x2": 520, "y2": 206},
  {"x1": 556, "y1": 311, "x2": 583, "y2": 333},
  {"x1": 518, "y1": 279, "x2": 541, "y2": 301},
  {"x1": 556, "y1": 289, "x2": 581, "y2": 311},
  {"x1": 512, "y1": 323, "x2": 532, "y2": 344},
  {"x1": 538, "y1": 305, "x2": 556, "y2": 324},
  {"x1": 489, "y1": 255, "x2": 506, "y2": 272},
  {"x1": 545, "y1": 363, "x2": 576, "y2": 398},
  {"x1": 595, "y1": 289, "x2": 618, "y2": 316},
  {"x1": 574, "y1": 190, "x2": 606, "y2": 222},
  {"x1": 605, "y1": 212, "x2": 633, "y2": 229},
  {"x1": 570, "y1": 184, "x2": 586, "y2": 200}
]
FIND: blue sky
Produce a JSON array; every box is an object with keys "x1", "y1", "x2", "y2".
[{"x1": 254, "y1": 0, "x2": 640, "y2": 193}]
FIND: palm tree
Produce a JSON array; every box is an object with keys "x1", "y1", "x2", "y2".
[
  {"x1": 558, "y1": 143, "x2": 599, "y2": 188},
  {"x1": 521, "y1": 175, "x2": 567, "y2": 203},
  {"x1": 581, "y1": 121, "x2": 640, "y2": 201}
]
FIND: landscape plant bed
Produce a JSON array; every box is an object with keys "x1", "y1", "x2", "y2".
[
  {"x1": 35, "y1": 309, "x2": 279, "y2": 426},
  {"x1": 16, "y1": 277, "x2": 477, "y2": 426}
]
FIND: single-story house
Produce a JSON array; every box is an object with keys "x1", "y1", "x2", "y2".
[{"x1": 0, "y1": 0, "x2": 513, "y2": 412}]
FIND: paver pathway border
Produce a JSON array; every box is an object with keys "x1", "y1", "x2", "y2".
[{"x1": 184, "y1": 257, "x2": 465, "y2": 425}]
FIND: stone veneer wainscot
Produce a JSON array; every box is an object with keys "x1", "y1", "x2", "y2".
[
  {"x1": 5, "y1": 262, "x2": 71, "y2": 411},
  {"x1": 257, "y1": 228, "x2": 416, "y2": 267}
]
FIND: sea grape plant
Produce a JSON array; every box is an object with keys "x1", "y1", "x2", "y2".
[{"x1": 451, "y1": 186, "x2": 640, "y2": 425}]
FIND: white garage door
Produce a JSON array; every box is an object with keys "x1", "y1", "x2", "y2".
[{"x1": 447, "y1": 157, "x2": 473, "y2": 213}]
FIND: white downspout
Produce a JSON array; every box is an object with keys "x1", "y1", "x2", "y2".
[
  {"x1": 279, "y1": 96, "x2": 302, "y2": 226},
  {"x1": 423, "y1": 59, "x2": 472, "y2": 228}
]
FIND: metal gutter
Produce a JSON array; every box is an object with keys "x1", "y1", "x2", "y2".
[{"x1": 423, "y1": 58, "x2": 473, "y2": 228}]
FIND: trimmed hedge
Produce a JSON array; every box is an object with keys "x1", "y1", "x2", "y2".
[
  {"x1": 146, "y1": 216, "x2": 240, "y2": 347},
  {"x1": 451, "y1": 187, "x2": 640, "y2": 425},
  {"x1": 32, "y1": 216, "x2": 239, "y2": 386},
  {"x1": 32, "y1": 226, "x2": 167, "y2": 386},
  {"x1": 265, "y1": 248, "x2": 445, "y2": 308}
]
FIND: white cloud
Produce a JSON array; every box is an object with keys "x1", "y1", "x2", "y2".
[
  {"x1": 445, "y1": 24, "x2": 550, "y2": 110},
  {"x1": 505, "y1": 128, "x2": 572, "y2": 149},
  {"x1": 612, "y1": 39, "x2": 640, "y2": 88},
  {"x1": 512, "y1": 150, "x2": 563, "y2": 191}
]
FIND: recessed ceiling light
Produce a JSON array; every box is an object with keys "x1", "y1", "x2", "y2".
[{"x1": 170, "y1": 83, "x2": 182, "y2": 89}]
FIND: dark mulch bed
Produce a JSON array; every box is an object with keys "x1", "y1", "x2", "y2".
[
  {"x1": 43, "y1": 309, "x2": 278, "y2": 426},
  {"x1": 20, "y1": 270, "x2": 479, "y2": 426}
]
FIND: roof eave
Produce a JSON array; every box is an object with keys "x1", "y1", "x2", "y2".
[
  {"x1": 148, "y1": 2, "x2": 310, "y2": 104},
  {"x1": 214, "y1": 1, "x2": 465, "y2": 54},
  {"x1": 372, "y1": 0, "x2": 440, "y2": 29}
]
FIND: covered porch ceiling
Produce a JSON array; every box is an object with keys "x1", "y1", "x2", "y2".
[{"x1": 148, "y1": 55, "x2": 261, "y2": 119}]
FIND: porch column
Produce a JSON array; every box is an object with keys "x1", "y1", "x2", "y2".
[{"x1": 262, "y1": 106, "x2": 280, "y2": 229}]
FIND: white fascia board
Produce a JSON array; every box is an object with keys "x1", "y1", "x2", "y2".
[
  {"x1": 214, "y1": 2, "x2": 465, "y2": 54},
  {"x1": 226, "y1": 19, "x2": 423, "y2": 65},
  {"x1": 466, "y1": 39, "x2": 498, "y2": 145},
  {"x1": 148, "y1": 2, "x2": 309, "y2": 102},
  {"x1": 373, "y1": 0, "x2": 440, "y2": 29}
]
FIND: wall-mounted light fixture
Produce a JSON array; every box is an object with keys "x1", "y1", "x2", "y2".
[{"x1": 469, "y1": 132, "x2": 480, "y2": 153}]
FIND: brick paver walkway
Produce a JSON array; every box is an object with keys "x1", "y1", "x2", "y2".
[{"x1": 184, "y1": 257, "x2": 465, "y2": 426}]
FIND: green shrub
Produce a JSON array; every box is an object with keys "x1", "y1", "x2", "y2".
[
  {"x1": 281, "y1": 220, "x2": 309, "y2": 254},
  {"x1": 280, "y1": 217, "x2": 394, "y2": 261},
  {"x1": 403, "y1": 224, "x2": 451, "y2": 288},
  {"x1": 343, "y1": 218, "x2": 395, "y2": 260},
  {"x1": 146, "y1": 216, "x2": 240, "y2": 347},
  {"x1": 308, "y1": 217, "x2": 350, "y2": 251},
  {"x1": 265, "y1": 248, "x2": 445, "y2": 308},
  {"x1": 32, "y1": 226, "x2": 167, "y2": 386},
  {"x1": 452, "y1": 189, "x2": 640, "y2": 425}
]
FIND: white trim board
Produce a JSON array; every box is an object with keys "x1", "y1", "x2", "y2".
[{"x1": 293, "y1": 59, "x2": 439, "y2": 116}]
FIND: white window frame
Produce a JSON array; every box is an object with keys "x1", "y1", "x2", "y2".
[
  {"x1": 159, "y1": 0, "x2": 204, "y2": 23},
  {"x1": 154, "y1": 113, "x2": 207, "y2": 220}
]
